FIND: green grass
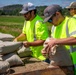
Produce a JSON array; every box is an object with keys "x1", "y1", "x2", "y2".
[
  {"x1": 0, "y1": 16, "x2": 24, "y2": 23},
  {"x1": 0, "y1": 16, "x2": 25, "y2": 37}
]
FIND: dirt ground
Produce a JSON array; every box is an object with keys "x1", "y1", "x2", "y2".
[
  {"x1": 9, "y1": 57, "x2": 74, "y2": 75},
  {"x1": 10, "y1": 57, "x2": 49, "y2": 75}
]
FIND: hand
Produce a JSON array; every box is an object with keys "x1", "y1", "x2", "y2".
[
  {"x1": 44, "y1": 38, "x2": 57, "y2": 54},
  {"x1": 13, "y1": 38, "x2": 18, "y2": 42},
  {"x1": 41, "y1": 48, "x2": 48, "y2": 58},
  {"x1": 23, "y1": 41, "x2": 30, "y2": 47}
]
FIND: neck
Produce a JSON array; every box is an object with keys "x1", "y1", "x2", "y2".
[
  {"x1": 30, "y1": 14, "x2": 36, "y2": 21},
  {"x1": 60, "y1": 16, "x2": 65, "y2": 23}
]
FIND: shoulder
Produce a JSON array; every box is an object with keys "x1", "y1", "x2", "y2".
[{"x1": 35, "y1": 15, "x2": 44, "y2": 23}]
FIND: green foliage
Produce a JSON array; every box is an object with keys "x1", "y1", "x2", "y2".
[
  {"x1": 62, "y1": 8, "x2": 70, "y2": 17},
  {"x1": 0, "y1": 4, "x2": 22, "y2": 16},
  {"x1": 37, "y1": 6, "x2": 47, "y2": 16},
  {"x1": 0, "y1": 4, "x2": 47, "y2": 16},
  {"x1": 0, "y1": 4, "x2": 70, "y2": 16}
]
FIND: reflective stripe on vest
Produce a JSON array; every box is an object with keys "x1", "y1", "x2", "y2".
[
  {"x1": 34, "y1": 20, "x2": 44, "y2": 41},
  {"x1": 51, "y1": 26, "x2": 55, "y2": 34},
  {"x1": 70, "y1": 31, "x2": 76, "y2": 36},
  {"x1": 74, "y1": 64, "x2": 76, "y2": 69}
]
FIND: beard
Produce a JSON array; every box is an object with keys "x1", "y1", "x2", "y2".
[{"x1": 25, "y1": 18, "x2": 30, "y2": 21}]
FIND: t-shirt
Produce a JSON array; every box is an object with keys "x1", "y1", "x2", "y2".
[
  {"x1": 73, "y1": 15, "x2": 76, "y2": 18},
  {"x1": 22, "y1": 15, "x2": 49, "y2": 60}
]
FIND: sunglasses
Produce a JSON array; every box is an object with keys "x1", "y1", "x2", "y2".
[
  {"x1": 48, "y1": 19, "x2": 52, "y2": 23},
  {"x1": 48, "y1": 13, "x2": 56, "y2": 23},
  {"x1": 68, "y1": 8, "x2": 73, "y2": 11}
]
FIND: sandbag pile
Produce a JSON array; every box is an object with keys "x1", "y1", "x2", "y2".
[
  {"x1": 17, "y1": 45, "x2": 32, "y2": 58},
  {"x1": 0, "y1": 33, "x2": 24, "y2": 74},
  {"x1": 0, "y1": 33, "x2": 15, "y2": 41},
  {"x1": 0, "y1": 41, "x2": 23, "y2": 55}
]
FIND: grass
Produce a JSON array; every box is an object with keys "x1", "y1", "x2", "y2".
[
  {"x1": 0, "y1": 15, "x2": 51, "y2": 37},
  {"x1": 0, "y1": 16, "x2": 25, "y2": 37}
]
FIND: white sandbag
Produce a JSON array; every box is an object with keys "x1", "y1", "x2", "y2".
[
  {"x1": 17, "y1": 46, "x2": 32, "y2": 58},
  {"x1": 0, "y1": 33, "x2": 15, "y2": 41},
  {"x1": 0, "y1": 61, "x2": 10, "y2": 73},
  {"x1": 43, "y1": 38, "x2": 73, "y2": 66},
  {"x1": 0, "y1": 42, "x2": 23, "y2": 55},
  {"x1": 49, "y1": 45, "x2": 73, "y2": 66},
  {"x1": 2, "y1": 53, "x2": 24, "y2": 66},
  {"x1": 0, "y1": 40, "x2": 3, "y2": 43},
  {"x1": 0, "y1": 55, "x2": 3, "y2": 61}
]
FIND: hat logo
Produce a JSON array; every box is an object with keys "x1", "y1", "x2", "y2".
[{"x1": 45, "y1": 12, "x2": 49, "y2": 17}]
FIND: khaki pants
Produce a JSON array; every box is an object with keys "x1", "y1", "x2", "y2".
[{"x1": 49, "y1": 45, "x2": 73, "y2": 66}]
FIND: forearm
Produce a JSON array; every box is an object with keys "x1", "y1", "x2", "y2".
[
  {"x1": 55, "y1": 37, "x2": 76, "y2": 45},
  {"x1": 23, "y1": 40, "x2": 45, "y2": 47},
  {"x1": 29, "y1": 40, "x2": 45, "y2": 46}
]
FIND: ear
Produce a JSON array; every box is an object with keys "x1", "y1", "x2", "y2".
[
  {"x1": 31, "y1": 10, "x2": 34, "y2": 14},
  {"x1": 56, "y1": 12, "x2": 60, "y2": 15}
]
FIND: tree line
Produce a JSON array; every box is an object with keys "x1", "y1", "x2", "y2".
[{"x1": 0, "y1": 4, "x2": 70, "y2": 16}]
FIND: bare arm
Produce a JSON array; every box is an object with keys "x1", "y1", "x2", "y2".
[
  {"x1": 23, "y1": 40, "x2": 45, "y2": 47},
  {"x1": 55, "y1": 36, "x2": 76, "y2": 45},
  {"x1": 13, "y1": 33, "x2": 26, "y2": 42},
  {"x1": 43, "y1": 36, "x2": 76, "y2": 54}
]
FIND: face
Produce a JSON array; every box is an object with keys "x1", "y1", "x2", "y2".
[
  {"x1": 23, "y1": 11, "x2": 32, "y2": 21},
  {"x1": 68, "y1": 8, "x2": 75, "y2": 16},
  {"x1": 48, "y1": 13, "x2": 60, "y2": 26}
]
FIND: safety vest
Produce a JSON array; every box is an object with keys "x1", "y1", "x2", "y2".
[
  {"x1": 22, "y1": 15, "x2": 49, "y2": 60},
  {"x1": 52, "y1": 17, "x2": 76, "y2": 72},
  {"x1": 66, "y1": 17, "x2": 76, "y2": 74},
  {"x1": 33, "y1": 20, "x2": 44, "y2": 41}
]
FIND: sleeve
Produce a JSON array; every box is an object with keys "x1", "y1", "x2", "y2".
[
  {"x1": 35, "y1": 21, "x2": 49, "y2": 40},
  {"x1": 22, "y1": 21, "x2": 26, "y2": 34},
  {"x1": 68, "y1": 18, "x2": 76, "y2": 37}
]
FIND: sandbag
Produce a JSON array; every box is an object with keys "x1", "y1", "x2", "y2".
[
  {"x1": 0, "y1": 40, "x2": 3, "y2": 43},
  {"x1": 0, "y1": 33, "x2": 15, "y2": 41},
  {"x1": 49, "y1": 45, "x2": 73, "y2": 66},
  {"x1": 0, "y1": 42, "x2": 23, "y2": 55},
  {"x1": 2, "y1": 53, "x2": 24, "y2": 66},
  {"x1": 0, "y1": 61, "x2": 10, "y2": 74},
  {"x1": 17, "y1": 46, "x2": 32, "y2": 58}
]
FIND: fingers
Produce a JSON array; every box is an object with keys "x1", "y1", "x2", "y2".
[
  {"x1": 13, "y1": 38, "x2": 17, "y2": 42},
  {"x1": 41, "y1": 48, "x2": 48, "y2": 58},
  {"x1": 23, "y1": 41, "x2": 29, "y2": 47},
  {"x1": 45, "y1": 45, "x2": 50, "y2": 54}
]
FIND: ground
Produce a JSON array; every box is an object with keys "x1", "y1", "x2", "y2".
[{"x1": 9, "y1": 57, "x2": 74, "y2": 75}]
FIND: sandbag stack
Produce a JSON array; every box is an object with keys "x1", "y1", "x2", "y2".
[{"x1": 0, "y1": 33, "x2": 24, "y2": 74}]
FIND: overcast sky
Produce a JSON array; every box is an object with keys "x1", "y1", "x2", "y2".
[{"x1": 0, "y1": 0, "x2": 76, "y2": 7}]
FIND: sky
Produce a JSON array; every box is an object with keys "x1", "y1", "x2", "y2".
[{"x1": 0, "y1": 0, "x2": 76, "y2": 7}]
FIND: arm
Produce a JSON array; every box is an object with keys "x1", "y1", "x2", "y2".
[
  {"x1": 45, "y1": 36, "x2": 76, "y2": 53},
  {"x1": 55, "y1": 36, "x2": 76, "y2": 45},
  {"x1": 13, "y1": 33, "x2": 26, "y2": 42},
  {"x1": 23, "y1": 40, "x2": 45, "y2": 47}
]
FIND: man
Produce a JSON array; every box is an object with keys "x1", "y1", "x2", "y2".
[
  {"x1": 42, "y1": 4, "x2": 76, "y2": 73},
  {"x1": 66, "y1": 2, "x2": 76, "y2": 18},
  {"x1": 14, "y1": 2, "x2": 49, "y2": 61}
]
